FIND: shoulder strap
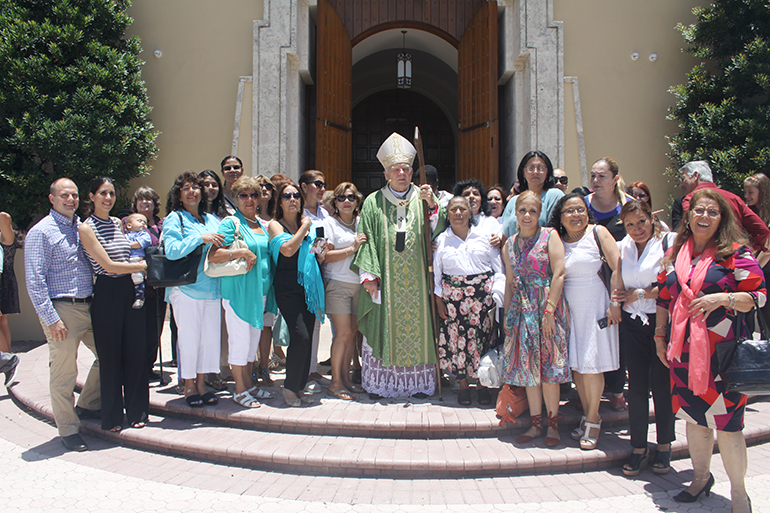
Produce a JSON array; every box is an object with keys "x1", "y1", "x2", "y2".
[
  {"x1": 662, "y1": 233, "x2": 670, "y2": 254},
  {"x1": 225, "y1": 215, "x2": 242, "y2": 238},
  {"x1": 593, "y1": 225, "x2": 607, "y2": 262}
]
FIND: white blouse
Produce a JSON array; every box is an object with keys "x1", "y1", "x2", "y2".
[
  {"x1": 432, "y1": 225, "x2": 505, "y2": 306},
  {"x1": 322, "y1": 216, "x2": 360, "y2": 284},
  {"x1": 617, "y1": 231, "x2": 677, "y2": 324}
]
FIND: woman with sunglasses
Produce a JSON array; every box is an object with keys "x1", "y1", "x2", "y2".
[
  {"x1": 253, "y1": 174, "x2": 279, "y2": 384},
  {"x1": 220, "y1": 155, "x2": 244, "y2": 215},
  {"x1": 322, "y1": 182, "x2": 367, "y2": 399},
  {"x1": 298, "y1": 170, "x2": 330, "y2": 391},
  {"x1": 487, "y1": 185, "x2": 507, "y2": 221},
  {"x1": 627, "y1": 181, "x2": 670, "y2": 231},
  {"x1": 268, "y1": 182, "x2": 326, "y2": 407},
  {"x1": 208, "y1": 177, "x2": 277, "y2": 408}
]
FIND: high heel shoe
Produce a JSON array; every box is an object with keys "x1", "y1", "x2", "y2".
[{"x1": 673, "y1": 473, "x2": 714, "y2": 503}]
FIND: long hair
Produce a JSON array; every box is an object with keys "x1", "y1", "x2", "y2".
[
  {"x1": 663, "y1": 188, "x2": 749, "y2": 266},
  {"x1": 167, "y1": 171, "x2": 207, "y2": 218},
  {"x1": 298, "y1": 170, "x2": 325, "y2": 204},
  {"x1": 619, "y1": 198, "x2": 661, "y2": 240},
  {"x1": 627, "y1": 181, "x2": 652, "y2": 209},
  {"x1": 274, "y1": 181, "x2": 305, "y2": 225},
  {"x1": 516, "y1": 151, "x2": 555, "y2": 191},
  {"x1": 255, "y1": 174, "x2": 276, "y2": 218},
  {"x1": 452, "y1": 179, "x2": 491, "y2": 216},
  {"x1": 86, "y1": 177, "x2": 115, "y2": 215},
  {"x1": 199, "y1": 169, "x2": 228, "y2": 219},
  {"x1": 547, "y1": 192, "x2": 595, "y2": 238},
  {"x1": 745, "y1": 173, "x2": 770, "y2": 226}
]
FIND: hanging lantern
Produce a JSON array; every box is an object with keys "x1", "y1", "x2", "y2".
[{"x1": 397, "y1": 30, "x2": 411, "y2": 89}]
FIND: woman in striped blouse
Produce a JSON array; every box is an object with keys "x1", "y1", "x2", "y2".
[{"x1": 79, "y1": 177, "x2": 148, "y2": 432}]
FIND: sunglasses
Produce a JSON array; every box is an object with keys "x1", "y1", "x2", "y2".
[
  {"x1": 281, "y1": 192, "x2": 302, "y2": 200},
  {"x1": 554, "y1": 176, "x2": 568, "y2": 184},
  {"x1": 311, "y1": 180, "x2": 326, "y2": 189},
  {"x1": 336, "y1": 194, "x2": 357, "y2": 203},
  {"x1": 222, "y1": 165, "x2": 242, "y2": 171},
  {"x1": 260, "y1": 183, "x2": 274, "y2": 191},
  {"x1": 237, "y1": 192, "x2": 260, "y2": 200}
]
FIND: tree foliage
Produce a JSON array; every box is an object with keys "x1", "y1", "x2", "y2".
[
  {"x1": 668, "y1": 0, "x2": 770, "y2": 194},
  {"x1": 0, "y1": 0, "x2": 157, "y2": 228}
]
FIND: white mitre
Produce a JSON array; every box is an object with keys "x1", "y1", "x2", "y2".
[{"x1": 376, "y1": 132, "x2": 416, "y2": 170}]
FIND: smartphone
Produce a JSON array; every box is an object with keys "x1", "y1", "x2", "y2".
[
  {"x1": 310, "y1": 226, "x2": 328, "y2": 254},
  {"x1": 597, "y1": 316, "x2": 609, "y2": 329}
]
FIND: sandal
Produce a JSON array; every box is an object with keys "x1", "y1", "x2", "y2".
[
  {"x1": 327, "y1": 388, "x2": 354, "y2": 400},
  {"x1": 283, "y1": 388, "x2": 301, "y2": 407},
  {"x1": 571, "y1": 415, "x2": 586, "y2": 440},
  {"x1": 622, "y1": 448, "x2": 650, "y2": 476},
  {"x1": 458, "y1": 388, "x2": 472, "y2": 406},
  {"x1": 477, "y1": 387, "x2": 492, "y2": 405},
  {"x1": 185, "y1": 394, "x2": 204, "y2": 407},
  {"x1": 580, "y1": 419, "x2": 602, "y2": 450},
  {"x1": 201, "y1": 391, "x2": 219, "y2": 405},
  {"x1": 131, "y1": 421, "x2": 146, "y2": 429},
  {"x1": 233, "y1": 390, "x2": 261, "y2": 408},
  {"x1": 544, "y1": 411, "x2": 561, "y2": 447},
  {"x1": 652, "y1": 447, "x2": 671, "y2": 474},
  {"x1": 259, "y1": 368, "x2": 273, "y2": 385},
  {"x1": 205, "y1": 378, "x2": 228, "y2": 391},
  {"x1": 247, "y1": 386, "x2": 274, "y2": 399},
  {"x1": 346, "y1": 384, "x2": 364, "y2": 394},
  {"x1": 516, "y1": 413, "x2": 543, "y2": 444},
  {"x1": 299, "y1": 392, "x2": 315, "y2": 405},
  {"x1": 109, "y1": 425, "x2": 122, "y2": 433}
]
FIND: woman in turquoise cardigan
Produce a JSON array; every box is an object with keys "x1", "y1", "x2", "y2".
[{"x1": 208, "y1": 176, "x2": 277, "y2": 407}]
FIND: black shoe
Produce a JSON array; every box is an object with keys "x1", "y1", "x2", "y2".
[
  {"x1": 477, "y1": 387, "x2": 492, "y2": 405},
  {"x1": 368, "y1": 392, "x2": 382, "y2": 400},
  {"x1": 1, "y1": 354, "x2": 19, "y2": 385},
  {"x1": 412, "y1": 392, "x2": 429, "y2": 399},
  {"x1": 673, "y1": 473, "x2": 714, "y2": 503},
  {"x1": 61, "y1": 433, "x2": 88, "y2": 452},
  {"x1": 351, "y1": 368, "x2": 362, "y2": 384},
  {"x1": 74, "y1": 406, "x2": 101, "y2": 420},
  {"x1": 622, "y1": 448, "x2": 650, "y2": 476},
  {"x1": 148, "y1": 371, "x2": 161, "y2": 382},
  {"x1": 318, "y1": 358, "x2": 332, "y2": 367}
]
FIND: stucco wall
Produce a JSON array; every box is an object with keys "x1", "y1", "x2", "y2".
[{"x1": 555, "y1": 0, "x2": 702, "y2": 218}]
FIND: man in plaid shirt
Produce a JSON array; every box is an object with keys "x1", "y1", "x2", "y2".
[{"x1": 25, "y1": 178, "x2": 101, "y2": 452}]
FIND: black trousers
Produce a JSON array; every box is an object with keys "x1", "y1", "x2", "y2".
[
  {"x1": 91, "y1": 275, "x2": 149, "y2": 430},
  {"x1": 275, "y1": 287, "x2": 315, "y2": 394},
  {"x1": 620, "y1": 310, "x2": 675, "y2": 448},
  {"x1": 144, "y1": 286, "x2": 166, "y2": 373}
]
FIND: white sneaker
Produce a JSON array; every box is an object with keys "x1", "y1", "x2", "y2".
[{"x1": 303, "y1": 380, "x2": 322, "y2": 394}]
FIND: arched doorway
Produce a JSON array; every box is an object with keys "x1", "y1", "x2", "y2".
[{"x1": 351, "y1": 89, "x2": 456, "y2": 196}]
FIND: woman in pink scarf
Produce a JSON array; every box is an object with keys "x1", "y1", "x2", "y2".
[{"x1": 656, "y1": 189, "x2": 765, "y2": 513}]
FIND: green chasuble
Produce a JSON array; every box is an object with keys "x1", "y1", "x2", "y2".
[{"x1": 352, "y1": 184, "x2": 446, "y2": 367}]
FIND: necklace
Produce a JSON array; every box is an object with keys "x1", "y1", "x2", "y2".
[
  {"x1": 337, "y1": 216, "x2": 356, "y2": 229},
  {"x1": 243, "y1": 214, "x2": 259, "y2": 224},
  {"x1": 564, "y1": 226, "x2": 587, "y2": 242}
]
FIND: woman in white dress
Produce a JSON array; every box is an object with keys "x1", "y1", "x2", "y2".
[{"x1": 547, "y1": 192, "x2": 622, "y2": 450}]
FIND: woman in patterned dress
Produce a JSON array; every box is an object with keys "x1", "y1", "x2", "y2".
[
  {"x1": 503, "y1": 191, "x2": 570, "y2": 446},
  {"x1": 656, "y1": 188, "x2": 765, "y2": 512},
  {"x1": 433, "y1": 196, "x2": 505, "y2": 406}
]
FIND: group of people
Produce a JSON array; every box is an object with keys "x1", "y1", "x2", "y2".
[{"x1": 3, "y1": 128, "x2": 766, "y2": 512}]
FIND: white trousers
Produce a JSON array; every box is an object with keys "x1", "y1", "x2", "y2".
[
  {"x1": 168, "y1": 288, "x2": 221, "y2": 380},
  {"x1": 223, "y1": 299, "x2": 263, "y2": 366}
]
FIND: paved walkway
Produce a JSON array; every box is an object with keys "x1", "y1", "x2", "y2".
[{"x1": 3, "y1": 372, "x2": 770, "y2": 511}]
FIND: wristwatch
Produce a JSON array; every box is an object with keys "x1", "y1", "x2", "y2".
[
  {"x1": 611, "y1": 300, "x2": 620, "y2": 307},
  {"x1": 637, "y1": 289, "x2": 645, "y2": 301}
]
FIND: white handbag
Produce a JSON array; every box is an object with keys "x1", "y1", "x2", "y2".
[
  {"x1": 477, "y1": 346, "x2": 503, "y2": 388},
  {"x1": 204, "y1": 216, "x2": 249, "y2": 277}
]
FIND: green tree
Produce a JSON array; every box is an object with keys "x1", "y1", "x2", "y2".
[
  {"x1": 667, "y1": 0, "x2": 770, "y2": 194},
  {"x1": 0, "y1": 0, "x2": 157, "y2": 228}
]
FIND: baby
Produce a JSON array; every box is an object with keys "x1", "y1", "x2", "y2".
[{"x1": 124, "y1": 213, "x2": 153, "y2": 309}]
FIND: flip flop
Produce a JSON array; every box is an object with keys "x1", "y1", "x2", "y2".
[
  {"x1": 185, "y1": 394, "x2": 204, "y2": 407},
  {"x1": 326, "y1": 388, "x2": 354, "y2": 400},
  {"x1": 201, "y1": 392, "x2": 219, "y2": 405}
]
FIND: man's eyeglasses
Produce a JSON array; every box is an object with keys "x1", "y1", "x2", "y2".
[{"x1": 281, "y1": 192, "x2": 302, "y2": 200}]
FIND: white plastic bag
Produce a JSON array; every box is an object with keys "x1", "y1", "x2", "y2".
[{"x1": 477, "y1": 346, "x2": 503, "y2": 388}]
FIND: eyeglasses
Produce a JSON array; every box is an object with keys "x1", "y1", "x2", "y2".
[
  {"x1": 525, "y1": 165, "x2": 547, "y2": 173},
  {"x1": 260, "y1": 183, "x2": 273, "y2": 191},
  {"x1": 487, "y1": 196, "x2": 502, "y2": 202},
  {"x1": 281, "y1": 192, "x2": 302, "y2": 200},
  {"x1": 692, "y1": 207, "x2": 720, "y2": 219},
  {"x1": 310, "y1": 180, "x2": 326, "y2": 189},
  {"x1": 633, "y1": 192, "x2": 649, "y2": 200},
  {"x1": 336, "y1": 194, "x2": 357, "y2": 203},
  {"x1": 554, "y1": 176, "x2": 568, "y2": 184},
  {"x1": 181, "y1": 185, "x2": 201, "y2": 192},
  {"x1": 237, "y1": 192, "x2": 260, "y2": 200},
  {"x1": 561, "y1": 207, "x2": 587, "y2": 216},
  {"x1": 222, "y1": 165, "x2": 242, "y2": 172},
  {"x1": 202, "y1": 182, "x2": 218, "y2": 188}
]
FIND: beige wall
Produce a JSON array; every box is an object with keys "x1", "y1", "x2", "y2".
[
  {"x1": 124, "y1": 0, "x2": 261, "y2": 202},
  {"x1": 555, "y1": 0, "x2": 702, "y2": 220}
]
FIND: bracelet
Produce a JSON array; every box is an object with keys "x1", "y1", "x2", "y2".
[
  {"x1": 728, "y1": 292, "x2": 736, "y2": 312},
  {"x1": 547, "y1": 299, "x2": 557, "y2": 310},
  {"x1": 229, "y1": 249, "x2": 233, "y2": 261},
  {"x1": 544, "y1": 310, "x2": 554, "y2": 317},
  {"x1": 653, "y1": 334, "x2": 666, "y2": 340}
]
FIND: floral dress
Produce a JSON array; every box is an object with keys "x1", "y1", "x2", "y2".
[
  {"x1": 657, "y1": 244, "x2": 766, "y2": 432},
  {"x1": 503, "y1": 227, "x2": 570, "y2": 386}
]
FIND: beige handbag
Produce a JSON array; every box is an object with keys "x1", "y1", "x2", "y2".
[{"x1": 203, "y1": 216, "x2": 249, "y2": 277}]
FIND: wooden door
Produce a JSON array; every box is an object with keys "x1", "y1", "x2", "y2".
[
  {"x1": 457, "y1": 1, "x2": 498, "y2": 185},
  {"x1": 316, "y1": 0, "x2": 352, "y2": 187}
]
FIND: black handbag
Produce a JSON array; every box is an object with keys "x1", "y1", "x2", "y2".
[
  {"x1": 145, "y1": 212, "x2": 203, "y2": 288},
  {"x1": 716, "y1": 295, "x2": 770, "y2": 395},
  {"x1": 593, "y1": 226, "x2": 612, "y2": 296}
]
